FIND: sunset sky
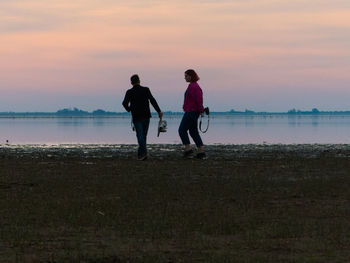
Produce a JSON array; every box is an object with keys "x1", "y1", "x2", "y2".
[{"x1": 1, "y1": 0, "x2": 350, "y2": 112}]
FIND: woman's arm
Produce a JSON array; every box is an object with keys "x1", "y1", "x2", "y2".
[{"x1": 191, "y1": 85, "x2": 204, "y2": 113}]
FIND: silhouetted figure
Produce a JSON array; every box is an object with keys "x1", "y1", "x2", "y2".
[
  {"x1": 178, "y1": 69, "x2": 206, "y2": 159},
  {"x1": 122, "y1": 74, "x2": 163, "y2": 160}
]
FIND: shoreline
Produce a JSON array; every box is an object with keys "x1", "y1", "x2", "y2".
[{"x1": 1, "y1": 143, "x2": 350, "y2": 159}]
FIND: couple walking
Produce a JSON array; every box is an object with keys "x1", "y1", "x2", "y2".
[{"x1": 122, "y1": 69, "x2": 206, "y2": 160}]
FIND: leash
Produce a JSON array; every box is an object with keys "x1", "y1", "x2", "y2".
[{"x1": 199, "y1": 107, "x2": 210, "y2": 133}]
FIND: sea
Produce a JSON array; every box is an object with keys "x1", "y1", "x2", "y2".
[{"x1": 1, "y1": 114, "x2": 350, "y2": 145}]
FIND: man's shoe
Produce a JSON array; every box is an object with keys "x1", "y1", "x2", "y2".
[
  {"x1": 183, "y1": 149, "x2": 194, "y2": 158},
  {"x1": 137, "y1": 155, "x2": 148, "y2": 161},
  {"x1": 196, "y1": 152, "x2": 207, "y2": 160}
]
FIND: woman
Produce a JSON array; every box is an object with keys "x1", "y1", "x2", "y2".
[{"x1": 178, "y1": 69, "x2": 206, "y2": 159}]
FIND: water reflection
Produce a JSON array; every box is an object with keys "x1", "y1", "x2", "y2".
[
  {"x1": 0, "y1": 115, "x2": 350, "y2": 144},
  {"x1": 288, "y1": 115, "x2": 297, "y2": 127},
  {"x1": 312, "y1": 115, "x2": 319, "y2": 127},
  {"x1": 56, "y1": 118, "x2": 88, "y2": 127}
]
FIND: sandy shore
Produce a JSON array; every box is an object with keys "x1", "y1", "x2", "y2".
[{"x1": 1, "y1": 144, "x2": 350, "y2": 262}]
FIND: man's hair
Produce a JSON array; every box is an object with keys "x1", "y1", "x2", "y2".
[
  {"x1": 130, "y1": 74, "x2": 140, "y2": 85},
  {"x1": 185, "y1": 69, "x2": 200, "y2": 82}
]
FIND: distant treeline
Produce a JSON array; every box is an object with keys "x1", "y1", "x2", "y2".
[
  {"x1": 1, "y1": 107, "x2": 350, "y2": 117},
  {"x1": 226, "y1": 108, "x2": 350, "y2": 115},
  {"x1": 0, "y1": 108, "x2": 127, "y2": 117}
]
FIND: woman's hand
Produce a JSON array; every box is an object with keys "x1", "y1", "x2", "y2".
[{"x1": 158, "y1": 112, "x2": 163, "y2": 118}]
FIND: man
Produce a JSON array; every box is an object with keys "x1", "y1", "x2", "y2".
[{"x1": 122, "y1": 74, "x2": 163, "y2": 160}]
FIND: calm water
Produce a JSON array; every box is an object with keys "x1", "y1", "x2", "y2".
[{"x1": 1, "y1": 115, "x2": 350, "y2": 144}]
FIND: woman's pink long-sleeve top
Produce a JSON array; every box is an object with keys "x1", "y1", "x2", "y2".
[{"x1": 183, "y1": 82, "x2": 204, "y2": 113}]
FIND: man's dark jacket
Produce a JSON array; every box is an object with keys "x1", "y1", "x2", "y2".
[{"x1": 122, "y1": 85, "x2": 161, "y2": 121}]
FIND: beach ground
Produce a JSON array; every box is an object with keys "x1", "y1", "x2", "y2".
[{"x1": 0, "y1": 144, "x2": 350, "y2": 263}]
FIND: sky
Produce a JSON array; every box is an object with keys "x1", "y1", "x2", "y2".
[{"x1": 1, "y1": 0, "x2": 350, "y2": 112}]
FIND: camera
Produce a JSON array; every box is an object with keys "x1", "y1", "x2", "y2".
[{"x1": 158, "y1": 120, "x2": 167, "y2": 132}]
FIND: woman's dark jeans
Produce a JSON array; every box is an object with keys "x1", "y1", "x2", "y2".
[
  {"x1": 178, "y1": 112, "x2": 203, "y2": 147},
  {"x1": 133, "y1": 118, "x2": 150, "y2": 156}
]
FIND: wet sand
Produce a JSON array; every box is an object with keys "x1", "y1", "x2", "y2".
[
  {"x1": 1, "y1": 144, "x2": 350, "y2": 262},
  {"x1": 2, "y1": 143, "x2": 350, "y2": 159}
]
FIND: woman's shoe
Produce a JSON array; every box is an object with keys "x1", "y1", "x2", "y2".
[
  {"x1": 183, "y1": 149, "x2": 194, "y2": 158},
  {"x1": 196, "y1": 152, "x2": 207, "y2": 160}
]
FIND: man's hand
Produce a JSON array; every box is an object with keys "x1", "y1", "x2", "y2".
[
  {"x1": 158, "y1": 111, "x2": 163, "y2": 118},
  {"x1": 200, "y1": 112, "x2": 204, "y2": 117}
]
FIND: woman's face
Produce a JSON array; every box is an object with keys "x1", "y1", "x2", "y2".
[{"x1": 184, "y1": 73, "x2": 191, "y2": 83}]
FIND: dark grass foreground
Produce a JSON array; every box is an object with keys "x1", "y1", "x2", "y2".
[{"x1": 1, "y1": 144, "x2": 350, "y2": 262}]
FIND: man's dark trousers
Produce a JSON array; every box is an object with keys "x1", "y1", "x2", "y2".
[{"x1": 134, "y1": 118, "x2": 150, "y2": 157}]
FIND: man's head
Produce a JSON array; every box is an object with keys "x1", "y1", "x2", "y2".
[{"x1": 130, "y1": 74, "x2": 140, "y2": 86}]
